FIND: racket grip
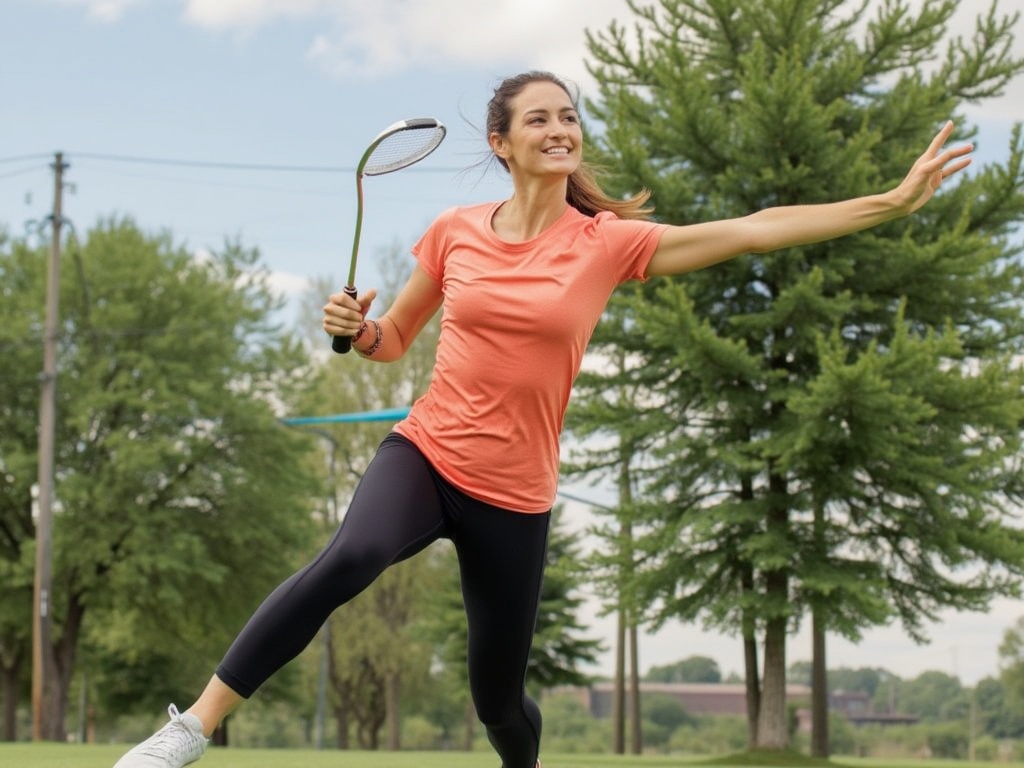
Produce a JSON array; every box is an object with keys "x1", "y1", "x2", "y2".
[{"x1": 330, "y1": 286, "x2": 360, "y2": 355}]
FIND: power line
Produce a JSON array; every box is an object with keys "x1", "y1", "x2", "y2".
[
  {"x1": 0, "y1": 153, "x2": 52, "y2": 165},
  {"x1": 75, "y1": 151, "x2": 350, "y2": 173},
  {"x1": 0, "y1": 150, "x2": 349, "y2": 173},
  {"x1": 70, "y1": 151, "x2": 462, "y2": 174},
  {"x1": 0, "y1": 165, "x2": 46, "y2": 181},
  {"x1": 1, "y1": 151, "x2": 464, "y2": 174}
]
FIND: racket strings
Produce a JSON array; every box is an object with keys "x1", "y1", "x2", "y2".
[{"x1": 364, "y1": 127, "x2": 446, "y2": 176}]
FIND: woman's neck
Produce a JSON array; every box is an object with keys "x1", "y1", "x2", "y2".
[{"x1": 492, "y1": 182, "x2": 568, "y2": 242}]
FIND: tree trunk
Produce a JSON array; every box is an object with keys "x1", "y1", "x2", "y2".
[
  {"x1": 811, "y1": 606, "x2": 829, "y2": 757},
  {"x1": 335, "y1": 706, "x2": 350, "y2": 749},
  {"x1": 1, "y1": 651, "x2": 21, "y2": 741},
  {"x1": 385, "y1": 672, "x2": 400, "y2": 750},
  {"x1": 612, "y1": 607, "x2": 625, "y2": 753},
  {"x1": 40, "y1": 592, "x2": 87, "y2": 741},
  {"x1": 463, "y1": 700, "x2": 475, "y2": 751},
  {"x1": 755, "y1": 612, "x2": 788, "y2": 748},
  {"x1": 741, "y1": 566, "x2": 760, "y2": 748},
  {"x1": 756, "y1": 473, "x2": 790, "y2": 751},
  {"x1": 614, "y1": 460, "x2": 635, "y2": 755},
  {"x1": 628, "y1": 622, "x2": 641, "y2": 755},
  {"x1": 328, "y1": 639, "x2": 351, "y2": 749}
]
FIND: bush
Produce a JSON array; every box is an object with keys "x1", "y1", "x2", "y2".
[
  {"x1": 827, "y1": 712, "x2": 858, "y2": 756},
  {"x1": 400, "y1": 715, "x2": 444, "y2": 749},
  {"x1": 539, "y1": 693, "x2": 611, "y2": 753},
  {"x1": 925, "y1": 721, "x2": 969, "y2": 759},
  {"x1": 669, "y1": 715, "x2": 749, "y2": 755}
]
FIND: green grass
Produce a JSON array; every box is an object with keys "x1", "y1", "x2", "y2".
[
  {"x1": 0, "y1": 745, "x2": 1018, "y2": 768},
  {"x1": 700, "y1": 750, "x2": 833, "y2": 767},
  {"x1": 0, "y1": 746, "x2": 681, "y2": 768}
]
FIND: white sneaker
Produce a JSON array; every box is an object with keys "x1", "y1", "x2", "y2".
[{"x1": 113, "y1": 704, "x2": 207, "y2": 768}]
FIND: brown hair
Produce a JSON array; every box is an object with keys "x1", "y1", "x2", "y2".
[{"x1": 486, "y1": 71, "x2": 653, "y2": 220}]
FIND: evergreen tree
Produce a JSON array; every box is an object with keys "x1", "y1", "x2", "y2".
[
  {"x1": 574, "y1": 0, "x2": 1024, "y2": 751},
  {"x1": 563, "y1": 301, "x2": 647, "y2": 753},
  {"x1": 530, "y1": 513, "x2": 605, "y2": 689}
]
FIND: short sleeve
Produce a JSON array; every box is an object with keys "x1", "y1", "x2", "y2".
[
  {"x1": 411, "y1": 207, "x2": 457, "y2": 282},
  {"x1": 590, "y1": 211, "x2": 669, "y2": 285}
]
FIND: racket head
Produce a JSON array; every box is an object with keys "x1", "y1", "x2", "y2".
[{"x1": 358, "y1": 118, "x2": 447, "y2": 177}]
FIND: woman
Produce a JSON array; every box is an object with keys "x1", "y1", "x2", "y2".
[{"x1": 113, "y1": 71, "x2": 971, "y2": 768}]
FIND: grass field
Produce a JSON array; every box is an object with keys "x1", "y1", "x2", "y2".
[
  {"x1": 0, "y1": 745, "x2": 677, "y2": 768},
  {"x1": 0, "y1": 746, "x2": 1018, "y2": 768}
]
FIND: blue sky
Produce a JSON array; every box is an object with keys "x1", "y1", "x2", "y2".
[{"x1": 3, "y1": 0, "x2": 1024, "y2": 686}]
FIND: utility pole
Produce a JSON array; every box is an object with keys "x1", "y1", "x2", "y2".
[{"x1": 33, "y1": 151, "x2": 67, "y2": 741}]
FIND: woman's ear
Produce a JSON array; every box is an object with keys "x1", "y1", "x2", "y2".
[{"x1": 489, "y1": 132, "x2": 508, "y2": 161}]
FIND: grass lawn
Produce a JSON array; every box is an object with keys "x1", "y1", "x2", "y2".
[
  {"x1": 0, "y1": 745, "x2": 1016, "y2": 768},
  {"x1": 0, "y1": 746, "x2": 688, "y2": 768}
]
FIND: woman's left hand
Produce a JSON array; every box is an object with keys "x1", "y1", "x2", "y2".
[{"x1": 893, "y1": 121, "x2": 973, "y2": 215}]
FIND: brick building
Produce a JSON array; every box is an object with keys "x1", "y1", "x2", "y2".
[
  {"x1": 552, "y1": 682, "x2": 918, "y2": 728},
  {"x1": 555, "y1": 682, "x2": 811, "y2": 718}
]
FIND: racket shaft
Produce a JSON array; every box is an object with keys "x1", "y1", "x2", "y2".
[{"x1": 330, "y1": 117, "x2": 444, "y2": 356}]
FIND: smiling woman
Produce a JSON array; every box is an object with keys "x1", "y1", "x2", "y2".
[
  {"x1": 107, "y1": 63, "x2": 973, "y2": 768},
  {"x1": 4, "y1": 5, "x2": 1019, "y2": 752}
]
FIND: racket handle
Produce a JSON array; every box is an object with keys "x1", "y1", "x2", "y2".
[{"x1": 331, "y1": 286, "x2": 360, "y2": 355}]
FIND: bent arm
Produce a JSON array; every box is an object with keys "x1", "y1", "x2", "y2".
[
  {"x1": 645, "y1": 120, "x2": 972, "y2": 278},
  {"x1": 323, "y1": 265, "x2": 442, "y2": 362}
]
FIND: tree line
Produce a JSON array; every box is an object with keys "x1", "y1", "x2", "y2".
[
  {"x1": 544, "y1": 650, "x2": 1024, "y2": 759},
  {"x1": 3, "y1": 0, "x2": 1024, "y2": 758}
]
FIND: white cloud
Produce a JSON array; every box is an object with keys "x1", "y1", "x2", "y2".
[
  {"x1": 178, "y1": 0, "x2": 1024, "y2": 126},
  {"x1": 267, "y1": 268, "x2": 311, "y2": 302},
  {"x1": 188, "y1": 251, "x2": 309, "y2": 306},
  {"x1": 182, "y1": 0, "x2": 331, "y2": 28},
  {"x1": 58, "y1": 0, "x2": 1024, "y2": 110},
  {"x1": 55, "y1": 0, "x2": 148, "y2": 22},
  {"x1": 182, "y1": 0, "x2": 627, "y2": 84}
]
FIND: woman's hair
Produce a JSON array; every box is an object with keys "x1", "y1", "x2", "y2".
[{"x1": 486, "y1": 71, "x2": 653, "y2": 221}]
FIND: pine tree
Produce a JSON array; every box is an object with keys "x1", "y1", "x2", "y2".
[{"x1": 573, "y1": 0, "x2": 1024, "y2": 751}]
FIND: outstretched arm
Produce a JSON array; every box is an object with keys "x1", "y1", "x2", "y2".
[{"x1": 645, "y1": 121, "x2": 973, "y2": 278}]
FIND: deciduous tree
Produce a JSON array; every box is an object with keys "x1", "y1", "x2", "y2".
[{"x1": 0, "y1": 219, "x2": 318, "y2": 740}]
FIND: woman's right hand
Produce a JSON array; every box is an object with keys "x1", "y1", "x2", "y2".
[{"x1": 323, "y1": 287, "x2": 377, "y2": 339}]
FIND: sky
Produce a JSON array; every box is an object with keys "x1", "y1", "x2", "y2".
[{"x1": 3, "y1": 0, "x2": 1024, "y2": 689}]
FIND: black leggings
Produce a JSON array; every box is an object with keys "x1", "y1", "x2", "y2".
[{"x1": 216, "y1": 432, "x2": 550, "y2": 768}]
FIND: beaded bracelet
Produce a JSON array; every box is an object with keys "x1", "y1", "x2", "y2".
[
  {"x1": 359, "y1": 319, "x2": 384, "y2": 357},
  {"x1": 352, "y1": 320, "x2": 368, "y2": 344}
]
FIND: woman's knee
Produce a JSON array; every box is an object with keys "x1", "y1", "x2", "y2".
[{"x1": 474, "y1": 696, "x2": 520, "y2": 728}]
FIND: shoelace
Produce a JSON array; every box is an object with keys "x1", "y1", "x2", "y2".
[{"x1": 137, "y1": 704, "x2": 205, "y2": 758}]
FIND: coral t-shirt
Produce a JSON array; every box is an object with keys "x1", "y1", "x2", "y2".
[{"x1": 394, "y1": 201, "x2": 668, "y2": 512}]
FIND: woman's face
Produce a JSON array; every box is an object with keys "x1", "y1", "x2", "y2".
[{"x1": 492, "y1": 80, "x2": 583, "y2": 179}]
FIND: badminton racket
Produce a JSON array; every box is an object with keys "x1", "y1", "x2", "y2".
[{"x1": 332, "y1": 117, "x2": 447, "y2": 354}]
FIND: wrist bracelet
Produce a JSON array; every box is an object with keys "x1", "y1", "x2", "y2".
[
  {"x1": 352, "y1": 320, "x2": 368, "y2": 343},
  {"x1": 359, "y1": 319, "x2": 384, "y2": 357}
]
